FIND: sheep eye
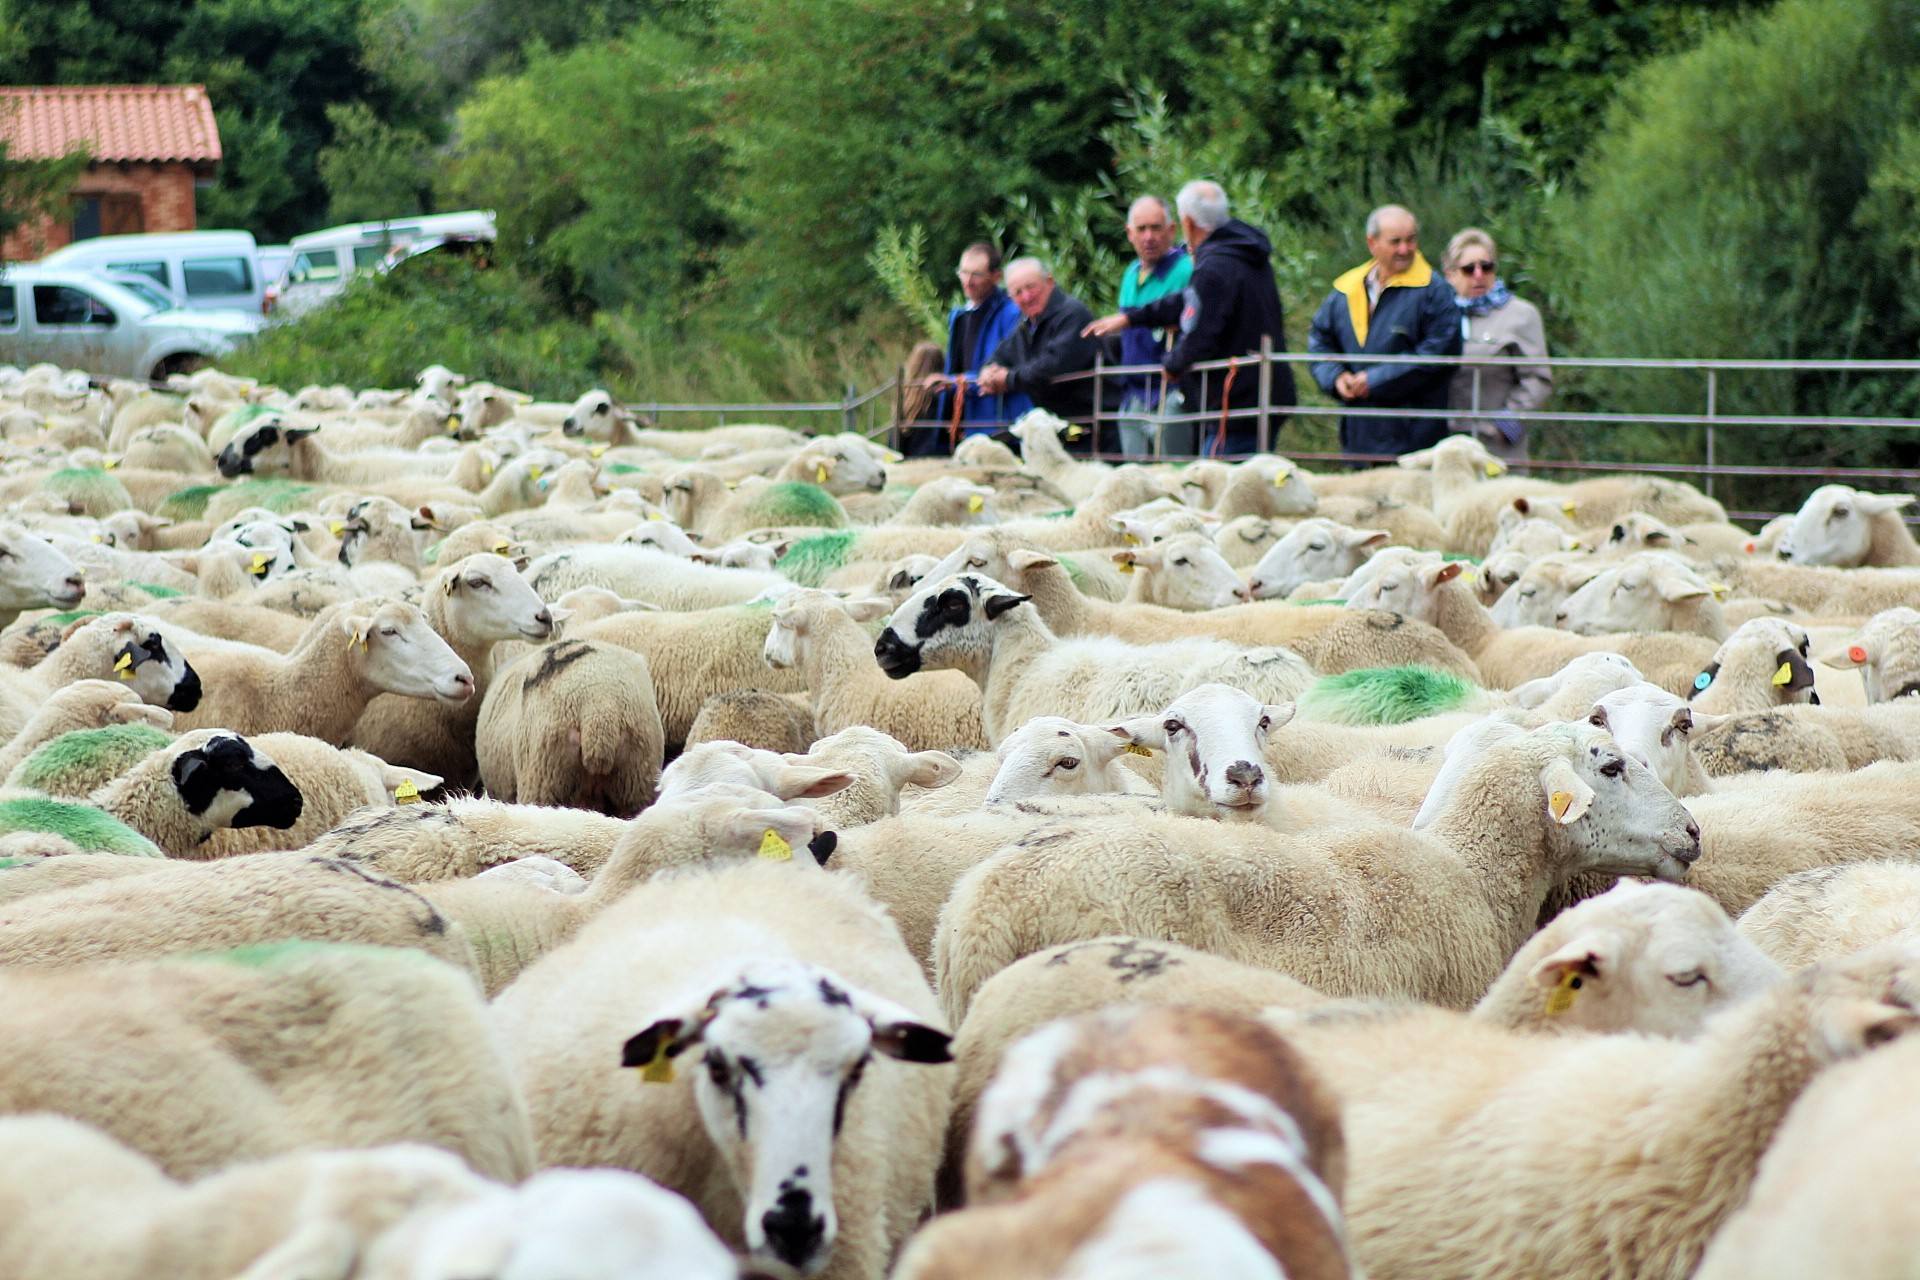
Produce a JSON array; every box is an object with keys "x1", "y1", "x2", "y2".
[
  {"x1": 1518, "y1": 587, "x2": 1535, "y2": 598},
  {"x1": 705, "y1": 1054, "x2": 730, "y2": 1085},
  {"x1": 1057, "y1": 757, "x2": 1079, "y2": 770},
  {"x1": 966, "y1": 558, "x2": 987, "y2": 569},
  {"x1": 379, "y1": 626, "x2": 400, "y2": 638},
  {"x1": 1598, "y1": 759, "x2": 1625, "y2": 778},
  {"x1": 1667, "y1": 970, "x2": 1706, "y2": 988},
  {"x1": 1163, "y1": 719, "x2": 1183, "y2": 735},
  {"x1": 1588, "y1": 710, "x2": 1607, "y2": 727},
  {"x1": 1832, "y1": 507, "x2": 1850, "y2": 520},
  {"x1": 1308, "y1": 541, "x2": 1328, "y2": 552},
  {"x1": 1173, "y1": 558, "x2": 1189, "y2": 567}
]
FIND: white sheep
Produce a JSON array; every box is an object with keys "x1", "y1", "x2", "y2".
[
  {"x1": 983, "y1": 715, "x2": 1148, "y2": 806},
  {"x1": 475, "y1": 638, "x2": 665, "y2": 815},
  {"x1": 83, "y1": 728, "x2": 304, "y2": 857},
  {"x1": 0, "y1": 942, "x2": 534, "y2": 1182},
  {"x1": 0, "y1": 678, "x2": 172, "y2": 778},
  {"x1": 1734, "y1": 862, "x2": 1920, "y2": 970},
  {"x1": 1692, "y1": 698, "x2": 1920, "y2": 777},
  {"x1": 1104, "y1": 683, "x2": 1295, "y2": 825},
  {"x1": 684, "y1": 687, "x2": 818, "y2": 753},
  {"x1": 1777, "y1": 483, "x2": 1920, "y2": 566},
  {"x1": 1110, "y1": 531, "x2": 1252, "y2": 609},
  {"x1": 1007, "y1": 409, "x2": 1110, "y2": 503},
  {"x1": 525, "y1": 542, "x2": 786, "y2": 610},
  {"x1": 1818, "y1": 605, "x2": 1920, "y2": 701},
  {"x1": 0, "y1": 612, "x2": 203, "y2": 741},
  {"x1": 883, "y1": 476, "x2": 999, "y2": 526},
  {"x1": 1246, "y1": 518, "x2": 1389, "y2": 601},
  {"x1": 873, "y1": 571, "x2": 1317, "y2": 744},
  {"x1": 1266, "y1": 940, "x2": 1920, "y2": 1280},
  {"x1": 494, "y1": 858, "x2": 954, "y2": 1279},
  {"x1": 763, "y1": 588, "x2": 987, "y2": 751},
  {"x1": 932, "y1": 719, "x2": 1701, "y2": 1025},
  {"x1": 1553, "y1": 551, "x2": 1729, "y2": 640}
]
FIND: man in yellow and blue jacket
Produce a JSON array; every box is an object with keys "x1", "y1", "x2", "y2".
[{"x1": 1307, "y1": 204, "x2": 1462, "y2": 459}]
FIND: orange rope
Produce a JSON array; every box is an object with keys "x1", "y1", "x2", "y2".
[
  {"x1": 1213, "y1": 359, "x2": 1241, "y2": 457},
  {"x1": 947, "y1": 376, "x2": 966, "y2": 450}
]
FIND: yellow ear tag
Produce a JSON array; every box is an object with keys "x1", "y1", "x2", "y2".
[
  {"x1": 815, "y1": 463, "x2": 829, "y2": 484},
  {"x1": 1544, "y1": 969, "x2": 1581, "y2": 1016},
  {"x1": 103, "y1": 456, "x2": 118, "y2": 470},
  {"x1": 249, "y1": 552, "x2": 271, "y2": 576},
  {"x1": 1484, "y1": 461, "x2": 1504, "y2": 478},
  {"x1": 446, "y1": 413, "x2": 463, "y2": 433},
  {"x1": 758, "y1": 828, "x2": 794, "y2": 862},
  {"x1": 1771, "y1": 662, "x2": 1794, "y2": 687},
  {"x1": 528, "y1": 465, "x2": 543, "y2": 482},
  {"x1": 1122, "y1": 532, "x2": 1141, "y2": 546},
  {"x1": 482, "y1": 463, "x2": 494, "y2": 479},
  {"x1": 113, "y1": 652, "x2": 134, "y2": 680},
  {"x1": 347, "y1": 628, "x2": 368, "y2": 653},
  {"x1": 1549, "y1": 790, "x2": 1574, "y2": 821},
  {"x1": 491, "y1": 539, "x2": 511, "y2": 554},
  {"x1": 590, "y1": 444, "x2": 608, "y2": 459},
  {"x1": 1709, "y1": 583, "x2": 1729, "y2": 600},
  {"x1": 1064, "y1": 426, "x2": 1085, "y2": 441},
  {"x1": 90, "y1": 533, "x2": 103, "y2": 543},
  {"x1": 1123, "y1": 742, "x2": 1154, "y2": 757},
  {"x1": 395, "y1": 779, "x2": 421, "y2": 805},
  {"x1": 1117, "y1": 560, "x2": 1135, "y2": 574},
  {"x1": 968, "y1": 494, "x2": 985, "y2": 513},
  {"x1": 724, "y1": 479, "x2": 738, "y2": 490},
  {"x1": 1272, "y1": 471, "x2": 1290, "y2": 488},
  {"x1": 1561, "y1": 501, "x2": 1577, "y2": 516},
  {"x1": 639, "y1": 1040, "x2": 676, "y2": 1084},
  {"x1": 328, "y1": 521, "x2": 346, "y2": 536},
  {"x1": 1569, "y1": 540, "x2": 1582, "y2": 550}
]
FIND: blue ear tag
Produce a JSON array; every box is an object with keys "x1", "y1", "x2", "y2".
[{"x1": 1693, "y1": 671, "x2": 1713, "y2": 691}]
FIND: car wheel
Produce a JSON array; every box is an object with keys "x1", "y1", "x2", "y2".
[{"x1": 152, "y1": 353, "x2": 208, "y2": 382}]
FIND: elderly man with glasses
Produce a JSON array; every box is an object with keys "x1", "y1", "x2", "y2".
[
  {"x1": 1443, "y1": 227, "x2": 1553, "y2": 466},
  {"x1": 913, "y1": 241, "x2": 1031, "y2": 455},
  {"x1": 1307, "y1": 204, "x2": 1463, "y2": 461}
]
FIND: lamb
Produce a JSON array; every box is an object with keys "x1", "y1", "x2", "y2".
[
  {"x1": 1693, "y1": 1035, "x2": 1920, "y2": 1280},
  {"x1": 0, "y1": 678, "x2": 172, "y2": 778},
  {"x1": 574, "y1": 603, "x2": 810, "y2": 748},
  {"x1": 1346, "y1": 552, "x2": 1719, "y2": 692},
  {"x1": 1247, "y1": 519, "x2": 1389, "y2": 600},
  {"x1": 1473, "y1": 880, "x2": 1780, "y2": 1037},
  {"x1": 0, "y1": 942, "x2": 534, "y2": 1182},
  {"x1": 1485, "y1": 551, "x2": 1603, "y2": 625},
  {"x1": 684, "y1": 687, "x2": 819, "y2": 753},
  {"x1": 475, "y1": 638, "x2": 665, "y2": 815},
  {"x1": 1553, "y1": 551, "x2": 1729, "y2": 640},
  {"x1": 763, "y1": 588, "x2": 988, "y2": 751},
  {"x1": 0, "y1": 1116, "x2": 499, "y2": 1280},
  {"x1": 930, "y1": 536, "x2": 1481, "y2": 679},
  {"x1": 1265, "y1": 940, "x2": 1920, "y2": 1280},
  {"x1": 349, "y1": 552, "x2": 555, "y2": 786},
  {"x1": 172, "y1": 598, "x2": 474, "y2": 743},
  {"x1": 1777, "y1": 483, "x2": 1920, "y2": 566},
  {"x1": 874, "y1": 571, "x2": 1317, "y2": 744},
  {"x1": 897, "y1": 1006, "x2": 1355, "y2": 1280},
  {"x1": 493, "y1": 858, "x2": 954, "y2": 1279},
  {"x1": 1734, "y1": 862, "x2": 1920, "y2": 970},
  {"x1": 932, "y1": 719, "x2": 1701, "y2": 1025}
]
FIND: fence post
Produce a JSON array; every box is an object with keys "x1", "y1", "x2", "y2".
[
  {"x1": 1703, "y1": 370, "x2": 1718, "y2": 501},
  {"x1": 892, "y1": 367, "x2": 906, "y2": 454},
  {"x1": 843, "y1": 382, "x2": 857, "y2": 435},
  {"x1": 1091, "y1": 353, "x2": 1104, "y2": 458},
  {"x1": 1257, "y1": 334, "x2": 1273, "y2": 455}
]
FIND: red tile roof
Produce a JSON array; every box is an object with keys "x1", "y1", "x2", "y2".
[{"x1": 0, "y1": 84, "x2": 221, "y2": 165}]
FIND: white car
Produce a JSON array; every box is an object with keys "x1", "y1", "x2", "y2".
[
  {"x1": 0, "y1": 265, "x2": 256, "y2": 381},
  {"x1": 263, "y1": 210, "x2": 496, "y2": 321}
]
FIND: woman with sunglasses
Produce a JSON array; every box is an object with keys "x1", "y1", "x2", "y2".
[{"x1": 1445, "y1": 228, "x2": 1553, "y2": 466}]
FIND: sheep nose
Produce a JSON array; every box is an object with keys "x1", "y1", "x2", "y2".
[
  {"x1": 761, "y1": 1188, "x2": 825, "y2": 1269},
  {"x1": 1679, "y1": 820, "x2": 1702, "y2": 863},
  {"x1": 1233, "y1": 584, "x2": 1252, "y2": 602},
  {"x1": 449, "y1": 673, "x2": 476, "y2": 700},
  {"x1": 1224, "y1": 760, "x2": 1263, "y2": 788},
  {"x1": 533, "y1": 608, "x2": 553, "y2": 631},
  {"x1": 1247, "y1": 578, "x2": 1264, "y2": 595},
  {"x1": 1554, "y1": 609, "x2": 1569, "y2": 623}
]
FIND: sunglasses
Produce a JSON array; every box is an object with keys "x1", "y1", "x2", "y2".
[{"x1": 1457, "y1": 260, "x2": 1497, "y2": 276}]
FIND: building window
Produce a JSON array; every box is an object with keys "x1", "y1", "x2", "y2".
[
  {"x1": 182, "y1": 256, "x2": 252, "y2": 297},
  {"x1": 70, "y1": 194, "x2": 144, "y2": 242}
]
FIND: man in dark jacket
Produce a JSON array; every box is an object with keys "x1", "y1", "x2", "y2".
[
  {"x1": 1082, "y1": 179, "x2": 1296, "y2": 457},
  {"x1": 978, "y1": 257, "x2": 1101, "y2": 429},
  {"x1": 1307, "y1": 204, "x2": 1462, "y2": 459}
]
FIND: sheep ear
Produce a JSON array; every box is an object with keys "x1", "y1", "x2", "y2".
[
  {"x1": 284, "y1": 426, "x2": 319, "y2": 442},
  {"x1": 1816, "y1": 998, "x2": 1920, "y2": 1056},
  {"x1": 1656, "y1": 575, "x2": 1710, "y2": 603},
  {"x1": 382, "y1": 765, "x2": 442, "y2": 798},
  {"x1": 901, "y1": 750, "x2": 962, "y2": 790},
  {"x1": 620, "y1": 1010, "x2": 707, "y2": 1074},
  {"x1": 1819, "y1": 642, "x2": 1869, "y2": 669},
  {"x1": 1687, "y1": 709, "x2": 1729, "y2": 733},
  {"x1": 1431, "y1": 560, "x2": 1465, "y2": 586},
  {"x1": 1395, "y1": 445, "x2": 1436, "y2": 469},
  {"x1": 228, "y1": 1217, "x2": 363, "y2": 1280},
  {"x1": 983, "y1": 592, "x2": 1029, "y2": 620},
  {"x1": 839, "y1": 984, "x2": 952, "y2": 1064},
  {"x1": 1539, "y1": 757, "x2": 1596, "y2": 825},
  {"x1": 842, "y1": 597, "x2": 892, "y2": 623},
  {"x1": 1346, "y1": 527, "x2": 1391, "y2": 549},
  {"x1": 1529, "y1": 936, "x2": 1612, "y2": 990},
  {"x1": 1006, "y1": 549, "x2": 1057, "y2": 574},
  {"x1": 1262, "y1": 702, "x2": 1297, "y2": 732},
  {"x1": 773, "y1": 765, "x2": 855, "y2": 800},
  {"x1": 1858, "y1": 492, "x2": 1916, "y2": 516},
  {"x1": 1106, "y1": 715, "x2": 1167, "y2": 752},
  {"x1": 1512, "y1": 497, "x2": 1532, "y2": 516},
  {"x1": 720, "y1": 805, "x2": 818, "y2": 861}
]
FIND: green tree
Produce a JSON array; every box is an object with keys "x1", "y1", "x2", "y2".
[
  {"x1": 317, "y1": 103, "x2": 435, "y2": 223},
  {"x1": 0, "y1": 139, "x2": 89, "y2": 262}
]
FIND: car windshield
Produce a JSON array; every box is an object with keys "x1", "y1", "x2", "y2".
[{"x1": 111, "y1": 278, "x2": 174, "y2": 311}]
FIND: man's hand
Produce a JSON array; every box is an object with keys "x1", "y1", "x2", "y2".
[
  {"x1": 1082, "y1": 313, "x2": 1130, "y2": 339},
  {"x1": 918, "y1": 373, "x2": 953, "y2": 390},
  {"x1": 1333, "y1": 371, "x2": 1356, "y2": 401},
  {"x1": 977, "y1": 364, "x2": 1010, "y2": 395},
  {"x1": 1349, "y1": 371, "x2": 1370, "y2": 400}
]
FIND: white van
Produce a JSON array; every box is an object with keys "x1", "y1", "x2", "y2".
[
  {"x1": 38, "y1": 230, "x2": 264, "y2": 315},
  {"x1": 264, "y1": 210, "x2": 496, "y2": 320}
]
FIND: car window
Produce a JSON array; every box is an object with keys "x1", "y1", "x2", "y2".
[
  {"x1": 0, "y1": 286, "x2": 15, "y2": 327},
  {"x1": 33, "y1": 285, "x2": 114, "y2": 326},
  {"x1": 352, "y1": 244, "x2": 389, "y2": 271},
  {"x1": 108, "y1": 260, "x2": 171, "y2": 288},
  {"x1": 115, "y1": 278, "x2": 173, "y2": 310},
  {"x1": 182, "y1": 256, "x2": 253, "y2": 297},
  {"x1": 288, "y1": 251, "x2": 341, "y2": 285}
]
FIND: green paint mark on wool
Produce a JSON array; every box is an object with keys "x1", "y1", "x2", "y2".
[
  {"x1": 0, "y1": 797, "x2": 162, "y2": 857},
  {"x1": 0, "y1": 858, "x2": 26, "y2": 870},
  {"x1": 223, "y1": 478, "x2": 317, "y2": 514},
  {"x1": 1292, "y1": 598, "x2": 1347, "y2": 607},
  {"x1": 605, "y1": 462, "x2": 646, "y2": 475},
  {"x1": 194, "y1": 940, "x2": 410, "y2": 968},
  {"x1": 213, "y1": 404, "x2": 277, "y2": 438},
  {"x1": 1055, "y1": 553, "x2": 1087, "y2": 589},
  {"x1": 129, "y1": 583, "x2": 183, "y2": 599},
  {"x1": 423, "y1": 537, "x2": 444, "y2": 564},
  {"x1": 42, "y1": 609, "x2": 99, "y2": 627},
  {"x1": 748, "y1": 482, "x2": 846, "y2": 528},
  {"x1": 777, "y1": 530, "x2": 858, "y2": 587},
  {"x1": 14, "y1": 724, "x2": 174, "y2": 795},
  {"x1": 48, "y1": 467, "x2": 124, "y2": 498},
  {"x1": 159, "y1": 484, "x2": 225, "y2": 520},
  {"x1": 1440, "y1": 552, "x2": 1484, "y2": 565},
  {"x1": 1297, "y1": 665, "x2": 1482, "y2": 726}
]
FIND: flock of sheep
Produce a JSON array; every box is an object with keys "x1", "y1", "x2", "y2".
[{"x1": 0, "y1": 355, "x2": 1915, "y2": 1278}]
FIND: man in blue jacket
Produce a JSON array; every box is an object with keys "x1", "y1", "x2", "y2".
[
  {"x1": 912, "y1": 242, "x2": 1030, "y2": 455},
  {"x1": 1307, "y1": 204, "x2": 1462, "y2": 460}
]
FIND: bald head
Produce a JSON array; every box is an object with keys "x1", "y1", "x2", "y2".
[{"x1": 1365, "y1": 205, "x2": 1419, "y2": 277}]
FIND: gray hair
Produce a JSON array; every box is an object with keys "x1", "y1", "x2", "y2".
[
  {"x1": 1366, "y1": 204, "x2": 1417, "y2": 238},
  {"x1": 1127, "y1": 195, "x2": 1174, "y2": 226},
  {"x1": 1175, "y1": 181, "x2": 1229, "y2": 232},
  {"x1": 1004, "y1": 256, "x2": 1050, "y2": 281}
]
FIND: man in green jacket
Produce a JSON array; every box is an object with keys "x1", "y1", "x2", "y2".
[{"x1": 1113, "y1": 195, "x2": 1194, "y2": 457}]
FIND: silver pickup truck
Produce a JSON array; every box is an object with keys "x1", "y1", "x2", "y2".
[{"x1": 0, "y1": 264, "x2": 256, "y2": 381}]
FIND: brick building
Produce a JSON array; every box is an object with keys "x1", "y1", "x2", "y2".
[{"x1": 0, "y1": 84, "x2": 222, "y2": 260}]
